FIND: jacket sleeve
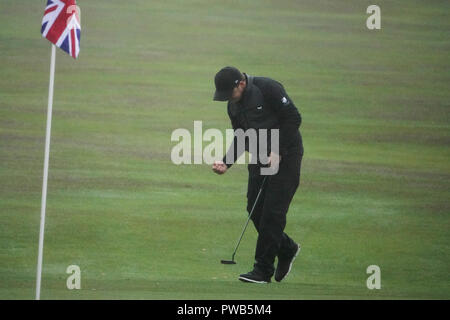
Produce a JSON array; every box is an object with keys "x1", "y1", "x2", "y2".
[
  {"x1": 222, "y1": 103, "x2": 245, "y2": 168},
  {"x1": 263, "y1": 81, "x2": 301, "y2": 156}
]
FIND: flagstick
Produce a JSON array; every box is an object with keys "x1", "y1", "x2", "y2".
[{"x1": 36, "y1": 44, "x2": 56, "y2": 300}]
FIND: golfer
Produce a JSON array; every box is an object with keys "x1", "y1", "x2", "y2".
[{"x1": 212, "y1": 66, "x2": 304, "y2": 283}]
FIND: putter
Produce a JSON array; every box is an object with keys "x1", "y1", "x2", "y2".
[{"x1": 221, "y1": 176, "x2": 268, "y2": 265}]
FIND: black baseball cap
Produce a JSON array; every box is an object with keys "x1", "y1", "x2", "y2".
[{"x1": 213, "y1": 66, "x2": 243, "y2": 101}]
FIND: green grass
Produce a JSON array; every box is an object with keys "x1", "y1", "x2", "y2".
[{"x1": 0, "y1": 0, "x2": 449, "y2": 299}]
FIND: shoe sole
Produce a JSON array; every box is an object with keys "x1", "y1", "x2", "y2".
[
  {"x1": 239, "y1": 276, "x2": 270, "y2": 284},
  {"x1": 275, "y1": 243, "x2": 301, "y2": 282}
]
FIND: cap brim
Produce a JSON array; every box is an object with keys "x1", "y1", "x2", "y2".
[{"x1": 213, "y1": 90, "x2": 232, "y2": 101}]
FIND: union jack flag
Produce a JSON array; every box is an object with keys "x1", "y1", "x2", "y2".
[{"x1": 41, "y1": 0, "x2": 81, "y2": 59}]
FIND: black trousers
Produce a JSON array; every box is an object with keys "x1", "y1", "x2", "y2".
[{"x1": 246, "y1": 149, "x2": 302, "y2": 276}]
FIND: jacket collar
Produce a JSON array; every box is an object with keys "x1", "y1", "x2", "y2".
[{"x1": 241, "y1": 73, "x2": 254, "y2": 102}]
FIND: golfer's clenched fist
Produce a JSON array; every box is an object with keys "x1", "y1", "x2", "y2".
[{"x1": 212, "y1": 160, "x2": 227, "y2": 174}]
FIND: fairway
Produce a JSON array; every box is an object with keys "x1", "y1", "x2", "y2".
[{"x1": 0, "y1": 0, "x2": 449, "y2": 299}]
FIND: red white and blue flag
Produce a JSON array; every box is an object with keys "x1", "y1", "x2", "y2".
[{"x1": 41, "y1": 0, "x2": 81, "y2": 59}]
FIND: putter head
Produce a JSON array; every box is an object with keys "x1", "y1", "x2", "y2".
[{"x1": 221, "y1": 259, "x2": 236, "y2": 265}]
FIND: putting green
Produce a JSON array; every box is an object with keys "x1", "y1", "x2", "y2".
[{"x1": 0, "y1": 0, "x2": 449, "y2": 299}]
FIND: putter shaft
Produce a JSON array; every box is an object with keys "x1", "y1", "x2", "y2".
[{"x1": 227, "y1": 176, "x2": 267, "y2": 262}]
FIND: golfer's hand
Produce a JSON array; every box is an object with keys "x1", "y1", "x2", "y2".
[
  {"x1": 268, "y1": 152, "x2": 281, "y2": 169},
  {"x1": 212, "y1": 160, "x2": 228, "y2": 175}
]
